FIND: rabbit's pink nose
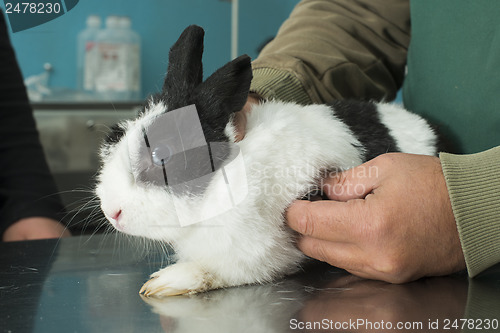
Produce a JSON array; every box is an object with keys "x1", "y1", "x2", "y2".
[
  {"x1": 111, "y1": 209, "x2": 122, "y2": 221},
  {"x1": 107, "y1": 209, "x2": 124, "y2": 231}
]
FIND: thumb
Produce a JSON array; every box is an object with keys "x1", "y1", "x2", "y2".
[{"x1": 323, "y1": 160, "x2": 380, "y2": 201}]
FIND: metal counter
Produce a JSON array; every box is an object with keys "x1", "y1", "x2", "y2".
[{"x1": 1, "y1": 235, "x2": 499, "y2": 332}]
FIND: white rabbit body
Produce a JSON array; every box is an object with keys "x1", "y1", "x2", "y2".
[{"x1": 96, "y1": 26, "x2": 438, "y2": 296}]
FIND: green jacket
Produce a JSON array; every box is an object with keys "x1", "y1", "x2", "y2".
[{"x1": 250, "y1": 0, "x2": 500, "y2": 277}]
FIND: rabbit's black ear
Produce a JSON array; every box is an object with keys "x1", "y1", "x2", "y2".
[
  {"x1": 194, "y1": 55, "x2": 252, "y2": 141},
  {"x1": 162, "y1": 25, "x2": 204, "y2": 109}
]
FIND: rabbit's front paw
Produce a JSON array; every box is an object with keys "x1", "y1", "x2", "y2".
[{"x1": 140, "y1": 262, "x2": 215, "y2": 297}]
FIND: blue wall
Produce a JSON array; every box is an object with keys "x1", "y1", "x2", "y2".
[
  {"x1": 239, "y1": 0, "x2": 299, "y2": 59},
  {"x1": 1, "y1": 0, "x2": 300, "y2": 100}
]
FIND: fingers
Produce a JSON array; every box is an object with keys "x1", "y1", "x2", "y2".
[
  {"x1": 285, "y1": 159, "x2": 385, "y2": 278},
  {"x1": 286, "y1": 200, "x2": 372, "y2": 275},
  {"x1": 323, "y1": 159, "x2": 379, "y2": 202},
  {"x1": 286, "y1": 159, "x2": 382, "y2": 240},
  {"x1": 2, "y1": 217, "x2": 71, "y2": 242},
  {"x1": 297, "y1": 236, "x2": 369, "y2": 276},
  {"x1": 286, "y1": 199, "x2": 365, "y2": 242},
  {"x1": 296, "y1": 236, "x2": 402, "y2": 282}
]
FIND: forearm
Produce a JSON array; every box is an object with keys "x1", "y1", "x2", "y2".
[
  {"x1": 251, "y1": 0, "x2": 411, "y2": 104},
  {"x1": 440, "y1": 146, "x2": 500, "y2": 277},
  {"x1": 0, "y1": 11, "x2": 65, "y2": 236}
]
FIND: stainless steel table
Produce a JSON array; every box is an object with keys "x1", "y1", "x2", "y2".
[{"x1": 1, "y1": 235, "x2": 499, "y2": 332}]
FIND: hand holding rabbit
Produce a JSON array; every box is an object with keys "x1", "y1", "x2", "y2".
[{"x1": 286, "y1": 153, "x2": 465, "y2": 283}]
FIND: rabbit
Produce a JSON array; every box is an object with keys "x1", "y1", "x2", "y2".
[{"x1": 95, "y1": 25, "x2": 438, "y2": 297}]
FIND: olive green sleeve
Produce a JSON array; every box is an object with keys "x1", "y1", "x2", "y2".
[
  {"x1": 250, "y1": 0, "x2": 411, "y2": 104},
  {"x1": 440, "y1": 146, "x2": 500, "y2": 277}
]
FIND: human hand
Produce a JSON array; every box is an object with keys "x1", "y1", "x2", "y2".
[
  {"x1": 286, "y1": 153, "x2": 466, "y2": 283},
  {"x1": 3, "y1": 217, "x2": 71, "y2": 242},
  {"x1": 232, "y1": 93, "x2": 262, "y2": 142}
]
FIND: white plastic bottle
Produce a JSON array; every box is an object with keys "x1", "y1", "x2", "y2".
[
  {"x1": 77, "y1": 15, "x2": 101, "y2": 94},
  {"x1": 94, "y1": 15, "x2": 141, "y2": 101},
  {"x1": 118, "y1": 16, "x2": 141, "y2": 100},
  {"x1": 94, "y1": 15, "x2": 123, "y2": 101}
]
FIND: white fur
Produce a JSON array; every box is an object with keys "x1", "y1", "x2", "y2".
[
  {"x1": 376, "y1": 103, "x2": 438, "y2": 155},
  {"x1": 96, "y1": 99, "x2": 436, "y2": 296}
]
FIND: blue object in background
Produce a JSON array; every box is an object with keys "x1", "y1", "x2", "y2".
[{"x1": 1, "y1": 0, "x2": 300, "y2": 100}]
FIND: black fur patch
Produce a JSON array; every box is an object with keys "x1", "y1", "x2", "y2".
[
  {"x1": 162, "y1": 25, "x2": 205, "y2": 111},
  {"x1": 104, "y1": 123, "x2": 126, "y2": 146},
  {"x1": 192, "y1": 55, "x2": 252, "y2": 143},
  {"x1": 159, "y1": 25, "x2": 252, "y2": 145},
  {"x1": 330, "y1": 100, "x2": 400, "y2": 161}
]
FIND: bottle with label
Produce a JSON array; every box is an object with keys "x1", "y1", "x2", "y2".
[
  {"x1": 95, "y1": 15, "x2": 141, "y2": 101},
  {"x1": 76, "y1": 15, "x2": 101, "y2": 94}
]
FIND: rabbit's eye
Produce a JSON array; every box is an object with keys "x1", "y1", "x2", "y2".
[{"x1": 151, "y1": 145, "x2": 171, "y2": 166}]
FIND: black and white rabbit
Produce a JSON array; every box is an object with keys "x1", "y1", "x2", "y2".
[{"x1": 96, "y1": 25, "x2": 438, "y2": 297}]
